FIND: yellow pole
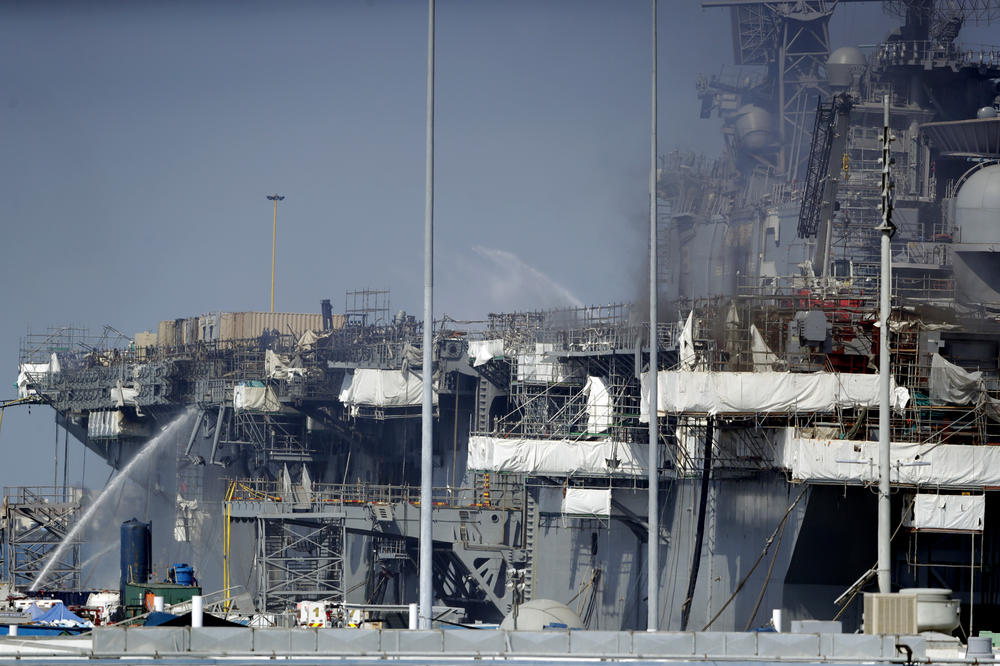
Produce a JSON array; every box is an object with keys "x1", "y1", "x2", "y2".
[
  {"x1": 270, "y1": 198, "x2": 278, "y2": 313},
  {"x1": 223, "y1": 481, "x2": 234, "y2": 611}
]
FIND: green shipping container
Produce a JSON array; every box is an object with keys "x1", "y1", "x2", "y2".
[{"x1": 124, "y1": 582, "x2": 201, "y2": 610}]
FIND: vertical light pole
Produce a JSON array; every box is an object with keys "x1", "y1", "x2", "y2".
[
  {"x1": 647, "y1": 0, "x2": 659, "y2": 632},
  {"x1": 267, "y1": 194, "x2": 285, "y2": 313},
  {"x1": 876, "y1": 94, "x2": 895, "y2": 594},
  {"x1": 419, "y1": 0, "x2": 435, "y2": 631}
]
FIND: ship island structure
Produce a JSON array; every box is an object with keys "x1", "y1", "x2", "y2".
[{"x1": 6, "y1": 0, "x2": 1000, "y2": 638}]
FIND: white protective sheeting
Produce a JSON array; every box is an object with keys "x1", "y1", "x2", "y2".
[
  {"x1": 927, "y1": 353, "x2": 1000, "y2": 428},
  {"x1": 930, "y1": 353, "x2": 982, "y2": 404},
  {"x1": 583, "y1": 376, "x2": 612, "y2": 433},
  {"x1": 16, "y1": 353, "x2": 60, "y2": 398},
  {"x1": 17, "y1": 364, "x2": 48, "y2": 398},
  {"x1": 640, "y1": 370, "x2": 909, "y2": 420},
  {"x1": 111, "y1": 383, "x2": 140, "y2": 406},
  {"x1": 516, "y1": 343, "x2": 582, "y2": 382},
  {"x1": 468, "y1": 339, "x2": 504, "y2": 367},
  {"x1": 296, "y1": 329, "x2": 333, "y2": 352},
  {"x1": 233, "y1": 383, "x2": 281, "y2": 412},
  {"x1": 911, "y1": 494, "x2": 985, "y2": 532},
  {"x1": 561, "y1": 488, "x2": 612, "y2": 516},
  {"x1": 266, "y1": 349, "x2": 306, "y2": 380},
  {"x1": 678, "y1": 311, "x2": 698, "y2": 370},
  {"x1": 467, "y1": 435, "x2": 647, "y2": 476},
  {"x1": 338, "y1": 369, "x2": 436, "y2": 408},
  {"x1": 750, "y1": 324, "x2": 780, "y2": 370},
  {"x1": 87, "y1": 410, "x2": 124, "y2": 438},
  {"x1": 778, "y1": 430, "x2": 1000, "y2": 488}
]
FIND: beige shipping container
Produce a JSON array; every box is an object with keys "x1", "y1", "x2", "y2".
[
  {"x1": 134, "y1": 331, "x2": 157, "y2": 349},
  {"x1": 217, "y1": 312, "x2": 332, "y2": 341},
  {"x1": 157, "y1": 320, "x2": 177, "y2": 347}
]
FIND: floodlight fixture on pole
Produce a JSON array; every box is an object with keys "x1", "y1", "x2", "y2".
[
  {"x1": 876, "y1": 95, "x2": 895, "y2": 594},
  {"x1": 267, "y1": 194, "x2": 285, "y2": 313}
]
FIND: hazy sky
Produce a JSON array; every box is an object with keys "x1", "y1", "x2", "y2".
[{"x1": 0, "y1": 1, "x2": 928, "y2": 490}]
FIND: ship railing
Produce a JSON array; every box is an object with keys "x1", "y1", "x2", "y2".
[
  {"x1": 735, "y1": 273, "x2": 955, "y2": 308},
  {"x1": 481, "y1": 322, "x2": 677, "y2": 358},
  {"x1": 2, "y1": 486, "x2": 83, "y2": 506},
  {"x1": 871, "y1": 40, "x2": 1000, "y2": 71},
  {"x1": 226, "y1": 479, "x2": 521, "y2": 510}
]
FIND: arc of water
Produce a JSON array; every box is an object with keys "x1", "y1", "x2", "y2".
[{"x1": 31, "y1": 409, "x2": 195, "y2": 591}]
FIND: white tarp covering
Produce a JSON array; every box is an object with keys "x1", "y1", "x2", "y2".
[
  {"x1": 640, "y1": 370, "x2": 910, "y2": 420},
  {"x1": 467, "y1": 435, "x2": 648, "y2": 476},
  {"x1": 87, "y1": 410, "x2": 124, "y2": 438},
  {"x1": 583, "y1": 376, "x2": 612, "y2": 434},
  {"x1": 561, "y1": 488, "x2": 612, "y2": 516},
  {"x1": 266, "y1": 349, "x2": 306, "y2": 380},
  {"x1": 111, "y1": 383, "x2": 140, "y2": 406},
  {"x1": 678, "y1": 311, "x2": 698, "y2": 370},
  {"x1": 233, "y1": 383, "x2": 281, "y2": 412},
  {"x1": 930, "y1": 353, "x2": 982, "y2": 404},
  {"x1": 516, "y1": 343, "x2": 582, "y2": 382},
  {"x1": 910, "y1": 494, "x2": 985, "y2": 532},
  {"x1": 928, "y1": 354, "x2": 1000, "y2": 421},
  {"x1": 338, "y1": 369, "x2": 436, "y2": 408},
  {"x1": 16, "y1": 353, "x2": 60, "y2": 398},
  {"x1": 296, "y1": 329, "x2": 333, "y2": 352},
  {"x1": 468, "y1": 339, "x2": 504, "y2": 367},
  {"x1": 750, "y1": 324, "x2": 780, "y2": 371},
  {"x1": 778, "y1": 430, "x2": 1000, "y2": 488}
]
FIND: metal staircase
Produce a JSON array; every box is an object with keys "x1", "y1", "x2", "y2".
[
  {"x1": 475, "y1": 377, "x2": 491, "y2": 432},
  {"x1": 521, "y1": 490, "x2": 538, "y2": 602}
]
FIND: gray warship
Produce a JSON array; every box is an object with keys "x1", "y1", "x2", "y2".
[{"x1": 7, "y1": 0, "x2": 1000, "y2": 636}]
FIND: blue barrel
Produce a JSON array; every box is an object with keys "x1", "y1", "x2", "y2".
[
  {"x1": 120, "y1": 519, "x2": 151, "y2": 597},
  {"x1": 171, "y1": 563, "x2": 194, "y2": 586}
]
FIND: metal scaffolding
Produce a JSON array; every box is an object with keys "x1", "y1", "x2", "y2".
[
  {"x1": 254, "y1": 516, "x2": 346, "y2": 613},
  {"x1": 1, "y1": 486, "x2": 82, "y2": 590}
]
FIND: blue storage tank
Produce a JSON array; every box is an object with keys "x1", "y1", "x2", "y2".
[
  {"x1": 170, "y1": 563, "x2": 195, "y2": 586},
  {"x1": 120, "y1": 519, "x2": 151, "y2": 596}
]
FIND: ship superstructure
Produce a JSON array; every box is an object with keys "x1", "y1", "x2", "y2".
[{"x1": 6, "y1": 0, "x2": 1000, "y2": 634}]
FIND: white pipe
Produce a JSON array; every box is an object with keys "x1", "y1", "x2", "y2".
[
  {"x1": 191, "y1": 595, "x2": 204, "y2": 628},
  {"x1": 647, "y1": 0, "x2": 659, "y2": 633},
  {"x1": 408, "y1": 603, "x2": 418, "y2": 631},
  {"x1": 419, "y1": 0, "x2": 436, "y2": 632}
]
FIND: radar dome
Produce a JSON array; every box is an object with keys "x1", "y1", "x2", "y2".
[
  {"x1": 953, "y1": 164, "x2": 1000, "y2": 306},
  {"x1": 955, "y1": 164, "x2": 1000, "y2": 244},
  {"x1": 499, "y1": 599, "x2": 584, "y2": 631},
  {"x1": 734, "y1": 105, "x2": 775, "y2": 153},
  {"x1": 827, "y1": 46, "x2": 866, "y2": 88}
]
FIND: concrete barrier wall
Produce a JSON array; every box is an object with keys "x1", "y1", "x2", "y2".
[{"x1": 91, "y1": 627, "x2": 927, "y2": 660}]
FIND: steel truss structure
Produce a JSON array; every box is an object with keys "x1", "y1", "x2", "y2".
[
  {"x1": 254, "y1": 515, "x2": 346, "y2": 613},
  {"x1": 1, "y1": 486, "x2": 82, "y2": 590}
]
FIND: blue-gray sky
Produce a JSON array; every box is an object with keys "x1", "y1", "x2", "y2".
[{"x1": 0, "y1": 0, "x2": 932, "y2": 489}]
